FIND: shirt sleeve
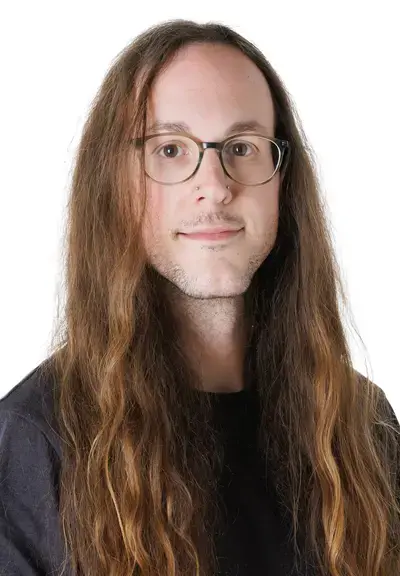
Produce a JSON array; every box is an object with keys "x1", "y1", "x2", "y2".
[{"x1": 0, "y1": 410, "x2": 69, "y2": 576}]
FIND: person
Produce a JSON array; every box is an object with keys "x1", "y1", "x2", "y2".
[{"x1": 0, "y1": 18, "x2": 399, "y2": 576}]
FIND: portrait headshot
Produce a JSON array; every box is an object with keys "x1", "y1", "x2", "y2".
[{"x1": 1, "y1": 6, "x2": 399, "y2": 576}]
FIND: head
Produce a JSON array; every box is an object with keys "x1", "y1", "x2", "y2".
[
  {"x1": 47, "y1": 19, "x2": 400, "y2": 576},
  {"x1": 141, "y1": 41, "x2": 284, "y2": 298}
]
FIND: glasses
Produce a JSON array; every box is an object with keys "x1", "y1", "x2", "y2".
[{"x1": 132, "y1": 132, "x2": 290, "y2": 186}]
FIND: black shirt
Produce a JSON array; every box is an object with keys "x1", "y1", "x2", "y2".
[{"x1": 4, "y1": 361, "x2": 392, "y2": 575}]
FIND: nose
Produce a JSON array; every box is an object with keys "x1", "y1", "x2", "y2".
[{"x1": 192, "y1": 148, "x2": 233, "y2": 204}]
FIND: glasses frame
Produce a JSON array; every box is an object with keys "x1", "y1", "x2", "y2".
[{"x1": 132, "y1": 131, "x2": 290, "y2": 186}]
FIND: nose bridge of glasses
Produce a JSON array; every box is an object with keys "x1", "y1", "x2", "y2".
[{"x1": 198, "y1": 142, "x2": 225, "y2": 171}]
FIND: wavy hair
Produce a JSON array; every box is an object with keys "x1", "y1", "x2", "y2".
[{"x1": 44, "y1": 18, "x2": 400, "y2": 576}]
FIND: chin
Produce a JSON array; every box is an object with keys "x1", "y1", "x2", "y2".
[
  {"x1": 151, "y1": 259, "x2": 258, "y2": 299},
  {"x1": 174, "y1": 274, "x2": 252, "y2": 299}
]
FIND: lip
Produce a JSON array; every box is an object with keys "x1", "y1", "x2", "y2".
[{"x1": 179, "y1": 228, "x2": 244, "y2": 241}]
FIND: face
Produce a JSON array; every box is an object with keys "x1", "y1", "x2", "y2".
[{"x1": 141, "y1": 43, "x2": 280, "y2": 298}]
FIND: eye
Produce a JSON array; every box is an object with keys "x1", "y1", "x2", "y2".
[
  {"x1": 154, "y1": 142, "x2": 189, "y2": 159},
  {"x1": 225, "y1": 140, "x2": 256, "y2": 157}
]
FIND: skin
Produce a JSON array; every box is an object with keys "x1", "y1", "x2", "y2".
[{"x1": 141, "y1": 43, "x2": 280, "y2": 392}]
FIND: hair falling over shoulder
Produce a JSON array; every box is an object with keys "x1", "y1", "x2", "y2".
[{"x1": 43, "y1": 18, "x2": 400, "y2": 576}]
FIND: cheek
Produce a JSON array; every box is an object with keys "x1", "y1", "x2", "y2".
[
  {"x1": 142, "y1": 185, "x2": 172, "y2": 251},
  {"x1": 246, "y1": 183, "x2": 280, "y2": 237},
  {"x1": 142, "y1": 190, "x2": 160, "y2": 250}
]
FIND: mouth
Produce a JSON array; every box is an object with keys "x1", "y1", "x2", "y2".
[{"x1": 178, "y1": 228, "x2": 244, "y2": 242}]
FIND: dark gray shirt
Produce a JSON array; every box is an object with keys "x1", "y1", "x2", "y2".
[{"x1": 1, "y1": 362, "x2": 398, "y2": 575}]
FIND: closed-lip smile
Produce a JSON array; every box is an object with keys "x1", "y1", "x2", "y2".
[{"x1": 179, "y1": 227, "x2": 244, "y2": 241}]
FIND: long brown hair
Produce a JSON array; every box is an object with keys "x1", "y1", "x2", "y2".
[{"x1": 43, "y1": 18, "x2": 400, "y2": 576}]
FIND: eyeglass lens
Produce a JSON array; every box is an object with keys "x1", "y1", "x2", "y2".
[{"x1": 143, "y1": 135, "x2": 281, "y2": 185}]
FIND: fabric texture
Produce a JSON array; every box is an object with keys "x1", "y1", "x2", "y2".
[{"x1": 0, "y1": 361, "x2": 397, "y2": 575}]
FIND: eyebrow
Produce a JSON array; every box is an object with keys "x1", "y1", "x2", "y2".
[{"x1": 146, "y1": 120, "x2": 271, "y2": 137}]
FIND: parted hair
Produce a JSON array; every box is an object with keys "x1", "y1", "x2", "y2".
[{"x1": 44, "y1": 18, "x2": 400, "y2": 576}]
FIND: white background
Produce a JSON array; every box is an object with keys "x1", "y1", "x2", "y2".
[{"x1": 0, "y1": 1, "x2": 399, "y2": 416}]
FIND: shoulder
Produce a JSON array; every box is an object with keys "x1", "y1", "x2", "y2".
[
  {"x1": 353, "y1": 370, "x2": 400, "y2": 468},
  {"x1": 0, "y1": 357, "x2": 63, "y2": 497},
  {"x1": 0, "y1": 358, "x2": 62, "y2": 458},
  {"x1": 0, "y1": 359, "x2": 70, "y2": 575},
  {"x1": 354, "y1": 369, "x2": 400, "y2": 427}
]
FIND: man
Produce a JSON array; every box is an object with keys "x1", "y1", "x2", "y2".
[
  {"x1": 141, "y1": 35, "x2": 280, "y2": 394},
  {"x1": 1, "y1": 19, "x2": 399, "y2": 576}
]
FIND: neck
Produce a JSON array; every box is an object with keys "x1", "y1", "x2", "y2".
[{"x1": 169, "y1": 288, "x2": 250, "y2": 393}]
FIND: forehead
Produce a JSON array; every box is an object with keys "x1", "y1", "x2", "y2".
[{"x1": 147, "y1": 43, "x2": 275, "y2": 139}]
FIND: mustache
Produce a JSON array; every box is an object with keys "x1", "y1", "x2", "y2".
[{"x1": 175, "y1": 213, "x2": 244, "y2": 231}]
